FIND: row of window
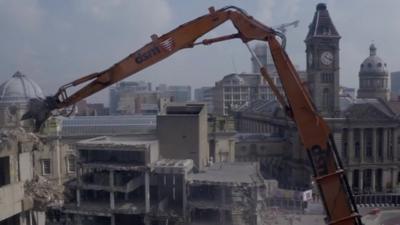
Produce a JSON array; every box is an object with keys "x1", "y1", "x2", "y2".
[
  {"x1": 321, "y1": 73, "x2": 334, "y2": 83},
  {"x1": 342, "y1": 128, "x2": 395, "y2": 161},
  {"x1": 224, "y1": 94, "x2": 249, "y2": 100},
  {"x1": 41, "y1": 155, "x2": 76, "y2": 176},
  {"x1": 360, "y1": 79, "x2": 387, "y2": 89}
]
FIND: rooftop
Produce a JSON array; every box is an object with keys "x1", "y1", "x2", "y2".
[
  {"x1": 58, "y1": 115, "x2": 156, "y2": 137},
  {"x1": 76, "y1": 136, "x2": 157, "y2": 150},
  {"x1": 152, "y1": 159, "x2": 194, "y2": 174},
  {"x1": 187, "y1": 162, "x2": 264, "y2": 187},
  {"x1": 0, "y1": 71, "x2": 44, "y2": 105},
  {"x1": 235, "y1": 133, "x2": 284, "y2": 142}
]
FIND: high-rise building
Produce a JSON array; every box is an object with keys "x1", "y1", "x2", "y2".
[
  {"x1": 305, "y1": 3, "x2": 341, "y2": 117},
  {"x1": 109, "y1": 81, "x2": 152, "y2": 115},
  {"x1": 194, "y1": 86, "x2": 214, "y2": 113},
  {"x1": 75, "y1": 100, "x2": 109, "y2": 116},
  {"x1": 251, "y1": 44, "x2": 272, "y2": 73},
  {"x1": 391, "y1": 71, "x2": 400, "y2": 99},
  {"x1": 157, "y1": 84, "x2": 191, "y2": 102}
]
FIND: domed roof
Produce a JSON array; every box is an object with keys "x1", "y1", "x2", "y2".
[
  {"x1": 360, "y1": 44, "x2": 388, "y2": 74},
  {"x1": 0, "y1": 71, "x2": 44, "y2": 104},
  {"x1": 223, "y1": 74, "x2": 245, "y2": 85}
]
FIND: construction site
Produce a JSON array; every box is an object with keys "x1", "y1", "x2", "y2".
[{"x1": 1, "y1": 2, "x2": 400, "y2": 225}]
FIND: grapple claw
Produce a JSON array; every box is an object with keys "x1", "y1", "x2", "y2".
[{"x1": 21, "y1": 97, "x2": 58, "y2": 132}]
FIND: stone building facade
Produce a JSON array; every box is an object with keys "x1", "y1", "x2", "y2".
[
  {"x1": 234, "y1": 3, "x2": 400, "y2": 197},
  {"x1": 337, "y1": 99, "x2": 400, "y2": 194},
  {"x1": 0, "y1": 72, "x2": 46, "y2": 225}
]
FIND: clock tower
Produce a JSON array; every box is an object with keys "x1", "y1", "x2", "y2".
[{"x1": 305, "y1": 3, "x2": 341, "y2": 117}]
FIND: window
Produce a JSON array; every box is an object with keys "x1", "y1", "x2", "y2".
[
  {"x1": 224, "y1": 87, "x2": 231, "y2": 92},
  {"x1": 224, "y1": 94, "x2": 231, "y2": 100},
  {"x1": 377, "y1": 128, "x2": 383, "y2": 160},
  {"x1": 322, "y1": 88, "x2": 331, "y2": 111},
  {"x1": 354, "y1": 129, "x2": 360, "y2": 159},
  {"x1": 342, "y1": 129, "x2": 348, "y2": 159},
  {"x1": 321, "y1": 73, "x2": 333, "y2": 83},
  {"x1": 41, "y1": 159, "x2": 51, "y2": 175},
  {"x1": 0, "y1": 157, "x2": 10, "y2": 187},
  {"x1": 388, "y1": 129, "x2": 394, "y2": 160},
  {"x1": 250, "y1": 144, "x2": 257, "y2": 153},
  {"x1": 67, "y1": 155, "x2": 76, "y2": 173},
  {"x1": 365, "y1": 129, "x2": 373, "y2": 159}
]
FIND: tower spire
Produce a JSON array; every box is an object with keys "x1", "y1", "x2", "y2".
[{"x1": 369, "y1": 43, "x2": 377, "y2": 56}]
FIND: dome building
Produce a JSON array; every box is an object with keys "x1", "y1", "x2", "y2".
[
  {"x1": 357, "y1": 44, "x2": 390, "y2": 101},
  {"x1": 0, "y1": 71, "x2": 44, "y2": 128}
]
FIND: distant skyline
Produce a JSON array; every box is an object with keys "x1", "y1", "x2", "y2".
[{"x1": 1, "y1": 0, "x2": 400, "y2": 104}]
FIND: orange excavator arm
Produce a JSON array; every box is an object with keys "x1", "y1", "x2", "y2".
[{"x1": 22, "y1": 6, "x2": 362, "y2": 225}]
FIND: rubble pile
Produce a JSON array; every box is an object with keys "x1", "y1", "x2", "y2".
[
  {"x1": 0, "y1": 127, "x2": 39, "y2": 143},
  {"x1": 24, "y1": 175, "x2": 64, "y2": 211}
]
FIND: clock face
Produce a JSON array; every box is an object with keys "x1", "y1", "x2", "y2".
[{"x1": 320, "y1": 51, "x2": 333, "y2": 65}]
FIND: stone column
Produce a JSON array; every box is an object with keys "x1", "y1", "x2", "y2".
[
  {"x1": 76, "y1": 189, "x2": 81, "y2": 207},
  {"x1": 145, "y1": 171, "x2": 150, "y2": 213},
  {"x1": 359, "y1": 169, "x2": 364, "y2": 193},
  {"x1": 392, "y1": 129, "x2": 397, "y2": 161},
  {"x1": 347, "y1": 169, "x2": 353, "y2": 190},
  {"x1": 182, "y1": 173, "x2": 187, "y2": 221},
  {"x1": 110, "y1": 170, "x2": 115, "y2": 209},
  {"x1": 392, "y1": 168, "x2": 398, "y2": 191},
  {"x1": 220, "y1": 186, "x2": 226, "y2": 224},
  {"x1": 348, "y1": 129, "x2": 354, "y2": 162},
  {"x1": 76, "y1": 167, "x2": 81, "y2": 207},
  {"x1": 111, "y1": 215, "x2": 116, "y2": 225},
  {"x1": 371, "y1": 169, "x2": 376, "y2": 192},
  {"x1": 360, "y1": 129, "x2": 365, "y2": 162},
  {"x1": 383, "y1": 128, "x2": 388, "y2": 162},
  {"x1": 372, "y1": 128, "x2": 377, "y2": 163}
]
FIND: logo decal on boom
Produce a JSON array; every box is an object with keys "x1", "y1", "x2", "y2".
[{"x1": 160, "y1": 37, "x2": 175, "y2": 52}]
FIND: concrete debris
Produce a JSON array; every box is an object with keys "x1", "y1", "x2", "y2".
[
  {"x1": 0, "y1": 127, "x2": 39, "y2": 143},
  {"x1": 24, "y1": 175, "x2": 64, "y2": 211}
]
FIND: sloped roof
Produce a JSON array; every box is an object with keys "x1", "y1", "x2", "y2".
[
  {"x1": 305, "y1": 3, "x2": 340, "y2": 41},
  {"x1": 342, "y1": 98, "x2": 396, "y2": 121},
  {"x1": 187, "y1": 162, "x2": 264, "y2": 186},
  {"x1": 237, "y1": 99, "x2": 282, "y2": 118}
]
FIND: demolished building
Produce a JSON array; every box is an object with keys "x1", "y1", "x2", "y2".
[
  {"x1": 187, "y1": 162, "x2": 265, "y2": 225},
  {"x1": 47, "y1": 135, "x2": 266, "y2": 225}
]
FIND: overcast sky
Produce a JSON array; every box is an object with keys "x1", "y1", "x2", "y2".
[{"x1": 1, "y1": 0, "x2": 399, "y2": 104}]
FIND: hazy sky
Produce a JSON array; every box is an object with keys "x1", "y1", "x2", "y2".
[{"x1": 1, "y1": 0, "x2": 400, "y2": 104}]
